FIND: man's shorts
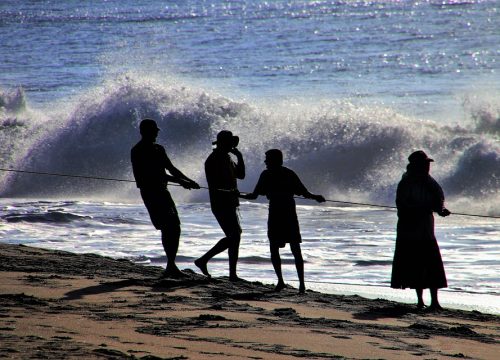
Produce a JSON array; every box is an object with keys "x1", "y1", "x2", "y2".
[
  {"x1": 212, "y1": 207, "x2": 242, "y2": 238},
  {"x1": 140, "y1": 188, "x2": 180, "y2": 230}
]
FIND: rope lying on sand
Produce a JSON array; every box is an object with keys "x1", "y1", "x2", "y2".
[{"x1": 1, "y1": 167, "x2": 499, "y2": 219}]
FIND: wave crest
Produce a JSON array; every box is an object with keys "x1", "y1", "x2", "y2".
[{"x1": 0, "y1": 75, "x2": 498, "y2": 214}]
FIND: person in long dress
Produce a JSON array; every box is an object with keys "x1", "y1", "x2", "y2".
[
  {"x1": 391, "y1": 150, "x2": 450, "y2": 310},
  {"x1": 240, "y1": 149, "x2": 325, "y2": 293}
]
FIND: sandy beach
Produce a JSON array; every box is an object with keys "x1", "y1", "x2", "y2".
[{"x1": 0, "y1": 243, "x2": 498, "y2": 359}]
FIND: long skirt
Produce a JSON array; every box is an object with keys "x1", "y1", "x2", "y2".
[{"x1": 391, "y1": 213, "x2": 447, "y2": 289}]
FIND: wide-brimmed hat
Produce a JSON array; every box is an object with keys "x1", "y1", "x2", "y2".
[
  {"x1": 212, "y1": 130, "x2": 239, "y2": 147},
  {"x1": 408, "y1": 150, "x2": 434, "y2": 163}
]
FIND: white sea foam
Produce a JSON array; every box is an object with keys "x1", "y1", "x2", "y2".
[
  {"x1": 1, "y1": 0, "x2": 498, "y2": 315},
  {"x1": 0, "y1": 199, "x2": 498, "y2": 314},
  {"x1": 1, "y1": 76, "x2": 498, "y2": 215}
]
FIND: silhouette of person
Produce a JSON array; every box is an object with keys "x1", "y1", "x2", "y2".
[
  {"x1": 391, "y1": 150, "x2": 450, "y2": 310},
  {"x1": 131, "y1": 119, "x2": 200, "y2": 278},
  {"x1": 240, "y1": 149, "x2": 325, "y2": 293},
  {"x1": 195, "y1": 130, "x2": 245, "y2": 281}
]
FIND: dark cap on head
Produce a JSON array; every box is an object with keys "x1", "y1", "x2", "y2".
[
  {"x1": 213, "y1": 130, "x2": 239, "y2": 147},
  {"x1": 408, "y1": 150, "x2": 434, "y2": 164},
  {"x1": 139, "y1": 119, "x2": 160, "y2": 133}
]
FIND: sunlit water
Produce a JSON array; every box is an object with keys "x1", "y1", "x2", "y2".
[
  {"x1": 1, "y1": 199, "x2": 498, "y2": 314},
  {"x1": 0, "y1": 1, "x2": 498, "y2": 314}
]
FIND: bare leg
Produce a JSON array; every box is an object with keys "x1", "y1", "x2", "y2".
[
  {"x1": 228, "y1": 234, "x2": 241, "y2": 280},
  {"x1": 416, "y1": 288, "x2": 425, "y2": 309},
  {"x1": 195, "y1": 233, "x2": 241, "y2": 280},
  {"x1": 270, "y1": 244, "x2": 285, "y2": 291},
  {"x1": 195, "y1": 237, "x2": 230, "y2": 277},
  {"x1": 291, "y1": 243, "x2": 305, "y2": 293},
  {"x1": 161, "y1": 225, "x2": 183, "y2": 277},
  {"x1": 196, "y1": 209, "x2": 242, "y2": 280},
  {"x1": 429, "y1": 288, "x2": 443, "y2": 311}
]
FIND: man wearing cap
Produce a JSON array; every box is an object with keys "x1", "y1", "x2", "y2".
[
  {"x1": 391, "y1": 150, "x2": 450, "y2": 310},
  {"x1": 195, "y1": 130, "x2": 245, "y2": 281},
  {"x1": 131, "y1": 118, "x2": 200, "y2": 277}
]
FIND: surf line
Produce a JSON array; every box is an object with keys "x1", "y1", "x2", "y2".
[
  {"x1": 286, "y1": 279, "x2": 494, "y2": 296},
  {"x1": 1, "y1": 167, "x2": 499, "y2": 219}
]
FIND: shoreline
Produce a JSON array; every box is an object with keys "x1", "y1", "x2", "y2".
[
  {"x1": 297, "y1": 281, "x2": 500, "y2": 316},
  {"x1": 1, "y1": 243, "x2": 498, "y2": 359}
]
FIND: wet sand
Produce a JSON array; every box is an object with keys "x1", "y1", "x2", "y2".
[{"x1": 0, "y1": 243, "x2": 498, "y2": 359}]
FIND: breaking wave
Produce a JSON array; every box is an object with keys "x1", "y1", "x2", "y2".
[{"x1": 0, "y1": 74, "x2": 498, "y2": 215}]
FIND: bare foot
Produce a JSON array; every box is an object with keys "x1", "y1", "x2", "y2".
[
  {"x1": 162, "y1": 267, "x2": 187, "y2": 279},
  {"x1": 274, "y1": 282, "x2": 286, "y2": 292},
  {"x1": 427, "y1": 303, "x2": 443, "y2": 312},
  {"x1": 229, "y1": 275, "x2": 244, "y2": 282},
  {"x1": 194, "y1": 259, "x2": 211, "y2": 277}
]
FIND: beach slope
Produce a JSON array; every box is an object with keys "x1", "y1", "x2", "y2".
[{"x1": 0, "y1": 243, "x2": 498, "y2": 359}]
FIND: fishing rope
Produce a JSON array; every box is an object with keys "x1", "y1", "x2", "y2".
[
  {"x1": 0, "y1": 167, "x2": 208, "y2": 190},
  {"x1": 294, "y1": 197, "x2": 499, "y2": 219},
  {"x1": 1, "y1": 167, "x2": 498, "y2": 298},
  {"x1": 1, "y1": 167, "x2": 499, "y2": 219}
]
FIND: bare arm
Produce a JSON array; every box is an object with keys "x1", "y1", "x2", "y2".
[
  {"x1": 165, "y1": 160, "x2": 200, "y2": 189},
  {"x1": 239, "y1": 191, "x2": 258, "y2": 200},
  {"x1": 294, "y1": 172, "x2": 325, "y2": 203},
  {"x1": 230, "y1": 148, "x2": 245, "y2": 179},
  {"x1": 303, "y1": 191, "x2": 326, "y2": 203},
  {"x1": 239, "y1": 170, "x2": 264, "y2": 200}
]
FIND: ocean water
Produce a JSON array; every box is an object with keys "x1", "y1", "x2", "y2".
[
  {"x1": 0, "y1": 1, "x2": 499, "y2": 313},
  {"x1": 1, "y1": 198, "x2": 499, "y2": 314}
]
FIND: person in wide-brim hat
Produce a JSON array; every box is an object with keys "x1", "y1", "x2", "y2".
[
  {"x1": 212, "y1": 130, "x2": 239, "y2": 148},
  {"x1": 195, "y1": 130, "x2": 246, "y2": 281}
]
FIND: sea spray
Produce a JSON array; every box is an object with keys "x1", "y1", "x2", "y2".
[{"x1": 0, "y1": 76, "x2": 498, "y2": 215}]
